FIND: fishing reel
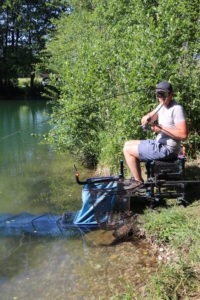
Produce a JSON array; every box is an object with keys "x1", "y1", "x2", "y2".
[{"x1": 141, "y1": 123, "x2": 151, "y2": 131}]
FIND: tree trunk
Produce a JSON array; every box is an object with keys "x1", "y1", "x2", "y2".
[{"x1": 30, "y1": 73, "x2": 35, "y2": 89}]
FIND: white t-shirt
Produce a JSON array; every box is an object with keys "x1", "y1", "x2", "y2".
[{"x1": 154, "y1": 99, "x2": 186, "y2": 153}]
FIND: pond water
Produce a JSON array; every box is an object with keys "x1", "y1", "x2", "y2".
[{"x1": 0, "y1": 100, "x2": 157, "y2": 300}]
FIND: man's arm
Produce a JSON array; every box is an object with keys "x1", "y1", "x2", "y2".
[{"x1": 151, "y1": 121, "x2": 188, "y2": 140}]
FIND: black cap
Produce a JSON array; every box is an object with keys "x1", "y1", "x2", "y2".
[{"x1": 156, "y1": 82, "x2": 173, "y2": 93}]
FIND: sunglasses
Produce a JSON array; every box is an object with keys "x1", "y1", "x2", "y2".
[{"x1": 156, "y1": 91, "x2": 169, "y2": 99}]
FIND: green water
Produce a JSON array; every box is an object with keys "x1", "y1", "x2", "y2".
[{"x1": 0, "y1": 100, "x2": 157, "y2": 300}]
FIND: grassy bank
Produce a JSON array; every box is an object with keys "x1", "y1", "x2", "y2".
[
  {"x1": 113, "y1": 158, "x2": 200, "y2": 299},
  {"x1": 140, "y1": 203, "x2": 200, "y2": 299}
]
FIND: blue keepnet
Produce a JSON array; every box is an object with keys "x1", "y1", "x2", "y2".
[{"x1": 73, "y1": 181, "x2": 118, "y2": 225}]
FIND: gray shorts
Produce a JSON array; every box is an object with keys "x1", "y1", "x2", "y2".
[{"x1": 138, "y1": 140, "x2": 176, "y2": 162}]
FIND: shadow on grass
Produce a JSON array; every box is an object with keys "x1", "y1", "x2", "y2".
[
  {"x1": 185, "y1": 163, "x2": 200, "y2": 180},
  {"x1": 184, "y1": 163, "x2": 200, "y2": 204},
  {"x1": 0, "y1": 85, "x2": 45, "y2": 100}
]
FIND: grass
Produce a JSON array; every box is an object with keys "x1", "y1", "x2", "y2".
[
  {"x1": 18, "y1": 77, "x2": 42, "y2": 88},
  {"x1": 147, "y1": 261, "x2": 199, "y2": 299}
]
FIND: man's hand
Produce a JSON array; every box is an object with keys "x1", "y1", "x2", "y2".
[
  {"x1": 141, "y1": 114, "x2": 151, "y2": 125},
  {"x1": 141, "y1": 111, "x2": 158, "y2": 125},
  {"x1": 151, "y1": 121, "x2": 188, "y2": 140}
]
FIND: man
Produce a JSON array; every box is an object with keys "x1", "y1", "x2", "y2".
[{"x1": 123, "y1": 81, "x2": 188, "y2": 184}]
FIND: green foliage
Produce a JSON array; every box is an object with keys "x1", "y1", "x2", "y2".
[{"x1": 43, "y1": 0, "x2": 200, "y2": 167}]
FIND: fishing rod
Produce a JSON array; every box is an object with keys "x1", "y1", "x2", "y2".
[{"x1": 141, "y1": 95, "x2": 168, "y2": 131}]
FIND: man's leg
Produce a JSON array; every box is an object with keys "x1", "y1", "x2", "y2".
[{"x1": 123, "y1": 140, "x2": 143, "y2": 182}]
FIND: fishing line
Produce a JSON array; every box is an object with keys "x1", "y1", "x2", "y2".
[
  {"x1": 0, "y1": 114, "x2": 51, "y2": 143},
  {"x1": 0, "y1": 130, "x2": 22, "y2": 141}
]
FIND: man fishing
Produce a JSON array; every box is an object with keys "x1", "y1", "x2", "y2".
[{"x1": 123, "y1": 81, "x2": 188, "y2": 186}]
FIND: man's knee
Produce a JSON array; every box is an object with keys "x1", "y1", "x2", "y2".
[
  {"x1": 123, "y1": 141, "x2": 133, "y2": 154},
  {"x1": 123, "y1": 143, "x2": 128, "y2": 155},
  {"x1": 123, "y1": 140, "x2": 140, "y2": 158}
]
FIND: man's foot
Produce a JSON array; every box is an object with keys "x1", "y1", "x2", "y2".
[{"x1": 121, "y1": 180, "x2": 144, "y2": 191}]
